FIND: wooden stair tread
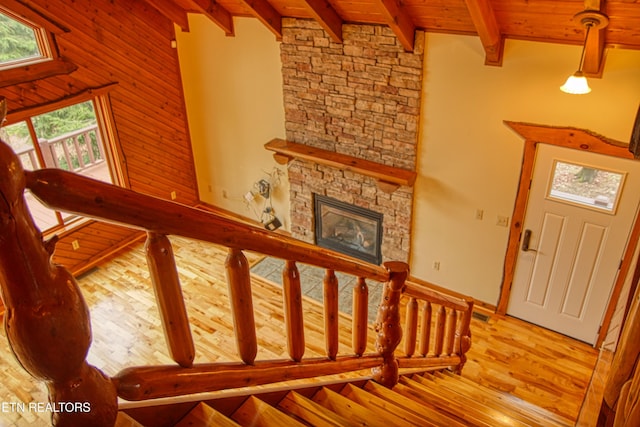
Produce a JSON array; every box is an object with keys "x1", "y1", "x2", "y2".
[
  {"x1": 232, "y1": 396, "x2": 306, "y2": 427},
  {"x1": 175, "y1": 402, "x2": 240, "y2": 427},
  {"x1": 435, "y1": 371, "x2": 574, "y2": 426},
  {"x1": 413, "y1": 374, "x2": 538, "y2": 427},
  {"x1": 312, "y1": 387, "x2": 391, "y2": 427},
  {"x1": 114, "y1": 412, "x2": 145, "y2": 427},
  {"x1": 278, "y1": 390, "x2": 354, "y2": 426},
  {"x1": 365, "y1": 381, "x2": 468, "y2": 427},
  {"x1": 341, "y1": 383, "x2": 438, "y2": 427},
  {"x1": 399, "y1": 376, "x2": 511, "y2": 427},
  {"x1": 392, "y1": 382, "x2": 474, "y2": 425}
]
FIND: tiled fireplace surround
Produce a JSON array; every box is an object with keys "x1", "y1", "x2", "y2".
[{"x1": 280, "y1": 19, "x2": 424, "y2": 263}]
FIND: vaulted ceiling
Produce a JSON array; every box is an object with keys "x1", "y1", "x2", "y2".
[{"x1": 145, "y1": 0, "x2": 640, "y2": 74}]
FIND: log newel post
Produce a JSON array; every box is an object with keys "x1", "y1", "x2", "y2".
[
  {"x1": 283, "y1": 260, "x2": 305, "y2": 362},
  {"x1": 145, "y1": 232, "x2": 195, "y2": 367},
  {"x1": 352, "y1": 277, "x2": 369, "y2": 356},
  {"x1": 454, "y1": 300, "x2": 474, "y2": 373},
  {"x1": 323, "y1": 269, "x2": 339, "y2": 360},
  {"x1": 372, "y1": 261, "x2": 408, "y2": 388},
  {"x1": 0, "y1": 136, "x2": 117, "y2": 426},
  {"x1": 224, "y1": 248, "x2": 257, "y2": 365}
]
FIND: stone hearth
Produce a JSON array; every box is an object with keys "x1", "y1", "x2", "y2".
[{"x1": 280, "y1": 18, "x2": 424, "y2": 263}]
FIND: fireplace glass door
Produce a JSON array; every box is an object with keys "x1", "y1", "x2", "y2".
[{"x1": 314, "y1": 194, "x2": 383, "y2": 265}]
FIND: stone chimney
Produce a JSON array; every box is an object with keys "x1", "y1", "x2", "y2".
[{"x1": 280, "y1": 18, "x2": 424, "y2": 263}]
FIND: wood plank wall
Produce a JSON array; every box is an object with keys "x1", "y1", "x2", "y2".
[{"x1": 0, "y1": 0, "x2": 198, "y2": 273}]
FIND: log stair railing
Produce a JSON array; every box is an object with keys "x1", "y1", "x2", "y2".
[{"x1": 0, "y1": 129, "x2": 473, "y2": 426}]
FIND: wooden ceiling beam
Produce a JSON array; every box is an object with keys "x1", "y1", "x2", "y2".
[
  {"x1": 463, "y1": 0, "x2": 503, "y2": 66},
  {"x1": 301, "y1": 0, "x2": 343, "y2": 43},
  {"x1": 187, "y1": 0, "x2": 235, "y2": 36},
  {"x1": 0, "y1": 58, "x2": 77, "y2": 88},
  {"x1": 377, "y1": 0, "x2": 416, "y2": 52},
  {"x1": 143, "y1": 0, "x2": 190, "y2": 31},
  {"x1": 239, "y1": 0, "x2": 283, "y2": 40}
]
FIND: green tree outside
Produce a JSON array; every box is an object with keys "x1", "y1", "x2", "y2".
[{"x1": 0, "y1": 14, "x2": 39, "y2": 63}]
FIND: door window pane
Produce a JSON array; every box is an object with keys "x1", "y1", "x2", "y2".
[{"x1": 548, "y1": 160, "x2": 626, "y2": 213}]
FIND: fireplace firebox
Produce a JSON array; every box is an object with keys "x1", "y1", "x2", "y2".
[{"x1": 314, "y1": 194, "x2": 383, "y2": 265}]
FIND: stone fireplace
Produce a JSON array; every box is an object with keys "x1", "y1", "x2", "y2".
[{"x1": 280, "y1": 19, "x2": 424, "y2": 263}]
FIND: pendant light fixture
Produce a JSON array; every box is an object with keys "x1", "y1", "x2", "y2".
[{"x1": 560, "y1": 10, "x2": 609, "y2": 95}]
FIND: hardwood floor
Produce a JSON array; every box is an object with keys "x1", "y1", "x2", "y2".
[{"x1": 0, "y1": 236, "x2": 601, "y2": 426}]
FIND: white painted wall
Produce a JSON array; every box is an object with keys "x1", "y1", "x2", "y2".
[
  {"x1": 176, "y1": 17, "x2": 290, "y2": 230},
  {"x1": 413, "y1": 33, "x2": 640, "y2": 304},
  {"x1": 176, "y1": 17, "x2": 640, "y2": 306}
]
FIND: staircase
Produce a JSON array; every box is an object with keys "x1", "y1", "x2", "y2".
[
  {"x1": 0, "y1": 129, "x2": 577, "y2": 427},
  {"x1": 116, "y1": 371, "x2": 574, "y2": 427}
]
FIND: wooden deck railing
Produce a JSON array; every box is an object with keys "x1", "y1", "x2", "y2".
[
  {"x1": 14, "y1": 125, "x2": 104, "y2": 173},
  {"x1": 40, "y1": 125, "x2": 105, "y2": 172},
  {"x1": 0, "y1": 133, "x2": 474, "y2": 426}
]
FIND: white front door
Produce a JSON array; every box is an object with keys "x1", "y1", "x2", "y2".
[{"x1": 508, "y1": 143, "x2": 640, "y2": 344}]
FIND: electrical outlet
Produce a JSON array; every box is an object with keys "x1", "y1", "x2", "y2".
[
  {"x1": 496, "y1": 215, "x2": 509, "y2": 227},
  {"x1": 433, "y1": 261, "x2": 440, "y2": 271},
  {"x1": 72, "y1": 240, "x2": 80, "y2": 250},
  {"x1": 475, "y1": 209, "x2": 484, "y2": 220},
  {"x1": 170, "y1": 191, "x2": 177, "y2": 200}
]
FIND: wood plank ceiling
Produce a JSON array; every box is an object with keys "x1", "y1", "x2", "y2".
[{"x1": 148, "y1": 0, "x2": 640, "y2": 72}]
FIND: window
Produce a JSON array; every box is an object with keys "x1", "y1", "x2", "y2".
[
  {"x1": 0, "y1": 99, "x2": 120, "y2": 231},
  {"x1": 547, "y1": 160, "x2": 626, "y2": 214},
  {"x1": 0, "y1": 9, "x2": 53, "y2": 70}
]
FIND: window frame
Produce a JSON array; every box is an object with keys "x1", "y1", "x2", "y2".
[
  {"x1": 0, "y1": 7, "x2": 54, "y2": 71},
  {"x1": 3, "y1": 90, "x2": 125, "y2": 233}
]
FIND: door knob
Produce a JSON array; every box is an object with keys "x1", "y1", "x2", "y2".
[{"x1": 522, "y1": 229, "x2": 537, "y2": 252}]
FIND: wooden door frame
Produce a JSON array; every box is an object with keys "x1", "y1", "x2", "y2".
[{"x1": 496, "y1": 121, "x2": 640, "y2": 348}]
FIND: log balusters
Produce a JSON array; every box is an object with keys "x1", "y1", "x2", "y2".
[
  {"x1": 419, "y1": 301, "x2": 432, "y2": 356},
  {"x1": 225, "y1": 249, "x2": 257, "y2": 365},
  {"x1": 352, "y1": 277, "x2": 369, "y2": 356},
  {"x1": 283, "y1": 260, "x2": 305, "y2": 362},
  {"x1": 145, "y1": 232, "x2": 195, "y2": 367},
  {"x1": 323, "y1": 269, "x2": 339, "y2": 360},
  {"x1": 443, "y1": 308, "x2": 458, "y2": 356},
  {"x1": 404, "y1": 297, "x2": 419, "y2": 356},
  {"x1": 398, "y1": 280, "x2": 474, "y2": 372},
  {"x1": 372, "y1": 261, "x2": 409, "y2": 388},
  {"x1": 0, "y1": 138, "x2": 117, "y2": 426},
  {"x1": 433, "y1": 305, "x2": 446, "y2": 356}
]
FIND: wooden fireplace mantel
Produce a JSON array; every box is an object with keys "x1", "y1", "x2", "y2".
[{"x1": 265, "y1": 138, "x2": 417, "y2": 193}]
